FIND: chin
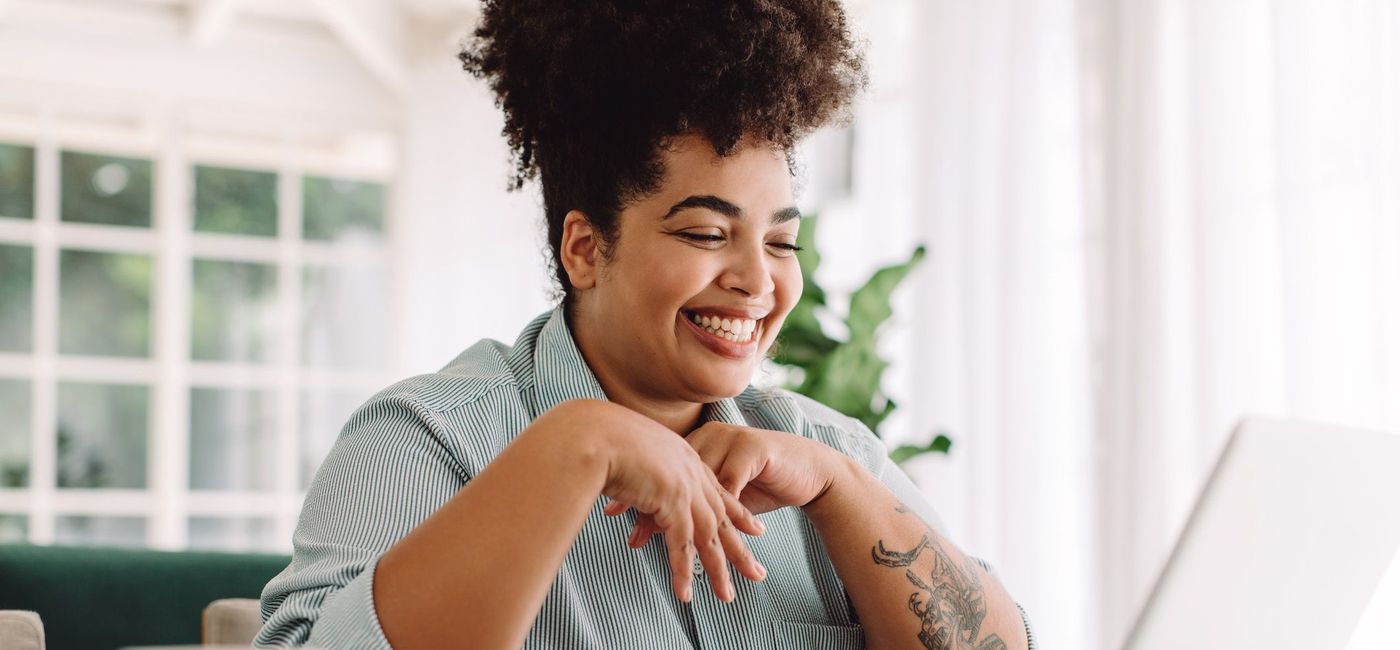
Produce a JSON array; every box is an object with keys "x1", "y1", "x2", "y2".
[{"x1": 689, "y1": 370, "x2": 755, "y2": 400}]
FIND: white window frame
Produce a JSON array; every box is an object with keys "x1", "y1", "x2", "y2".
[{"x1": 0, "y1": 109, "x2": 398, "y2": 553}]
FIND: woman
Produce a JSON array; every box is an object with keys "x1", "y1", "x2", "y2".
[{"x1": 258, "y1": 1, "x2": 1033, "y2": 648}]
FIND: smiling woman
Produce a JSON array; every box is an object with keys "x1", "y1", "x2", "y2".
[
  {"x1": 559, "y1": 137, "x2": 804, "y2": 431},
  {"x1": 256, "y1": 2, "x2": 1032, "y2": 649}
]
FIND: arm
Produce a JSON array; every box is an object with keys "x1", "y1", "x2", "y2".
[
  {"x1": 259, "y1": 397, "x2": 765, "y2": 650},
  {"x1": 372, "y1": 399, "x2": 610, "y2": 649},
  {"x1": 803, "y1": 455, "x2": 1029, "y2": 650},
  {"x1": 258, "y1": 397, "x2": 612, "y2": 650}
]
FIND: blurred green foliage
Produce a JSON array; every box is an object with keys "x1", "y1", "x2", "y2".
[
  {"x1": 194, "y1": 165, "x2": 278, "y2": 237},
  {"x1": 774, "y1": 215, "x2": 952, "y2": 465},
  {"x1": 56, "y1": 382, "x2": 148, "y2": 489},
  {"x1": 59, "y1": 250, "x2": 151, "y2": 357},
  {"x1": 0, "y1": 379, "x2": 30, "y2": 487},
  {"x1": 303, "y1": 176, "x2": 385, "y2": 241},
  {"x1": 60, "y1": 151, "x2": 152, "y2": 227},
  {"x1": 0, "y1": 142, "x2": 34, "y2": 220},
  {"x1": 191, "y1": 259, "x2": 277, "y2": 362},
  {"x1": 0, "y1": 244, "x2": 33, "y2": 352},
  {"x1": 0, "y1": 515, "x2": 26, "y2": 544}
]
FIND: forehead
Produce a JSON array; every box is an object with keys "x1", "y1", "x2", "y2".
[{"x1": 632, "y1": 134, "x2": 795, "y2": 220}]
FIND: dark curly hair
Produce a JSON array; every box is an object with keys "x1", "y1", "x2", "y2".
[{"x1": 459, "y1": 0, "x2": 866, "y2": 309}]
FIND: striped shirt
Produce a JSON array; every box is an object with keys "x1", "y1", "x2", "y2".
[{"x1": 257, "y1": 307, "x2": 1035, "y2": 649}]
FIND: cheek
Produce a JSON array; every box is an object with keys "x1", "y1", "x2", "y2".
[{"x1": 774, "y1": 262, "x2": 803, "y2": 309}]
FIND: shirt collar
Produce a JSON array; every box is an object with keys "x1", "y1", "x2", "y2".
[
  {"x1": 529, "y1": 306, "x2": 610, "y2": 417},
  {"x1": 701, "y1": 395, "x2": 748, "y2": 428}
]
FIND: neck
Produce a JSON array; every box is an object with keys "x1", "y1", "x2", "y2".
[{"x1": 566, "y1": 306, "x2": 705, "y2": 436}]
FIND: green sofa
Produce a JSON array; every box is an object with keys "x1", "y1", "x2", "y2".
[{"x1": 0, "y1": 544, "x2": 289, "y2": 650}]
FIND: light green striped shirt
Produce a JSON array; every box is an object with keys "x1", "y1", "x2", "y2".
[{"x1": 257, "y1": 307, "x2": 1034, "y2": 649}]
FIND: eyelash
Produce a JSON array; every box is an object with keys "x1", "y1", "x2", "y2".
[{"x1": 677, "y1": 232, "x2": 804, "y2": 252}]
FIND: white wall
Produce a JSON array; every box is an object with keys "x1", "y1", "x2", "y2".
[{"x1": 391, "y1": 46, "x2": 552, "y2": 376}]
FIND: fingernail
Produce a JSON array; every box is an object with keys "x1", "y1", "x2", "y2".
[
  {"x1": 757, "y1": 563, "x2": 768, "y2": 580},
  {"x1": 683, "y1": 586, "x2": 692, "y2": 602},
  {"x1": 725, "y1": 583, "x2": 736, "y2": 601},
  {"x1": 756, "y1": 518, "x2": 766, "y2": 534}
]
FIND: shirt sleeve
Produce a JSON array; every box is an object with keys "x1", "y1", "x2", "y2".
[
  {"x1": 255, "y1": 395, "x2": 469, "y2": 649},
  {"x1": 854, "y1": 423, "x2": 1039, "y2": 650}
]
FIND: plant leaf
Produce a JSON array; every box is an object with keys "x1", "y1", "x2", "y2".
[
  {"x1": 889, "y1": 433, "x2": 953, "y2": 464},
  {"x1": 807, "y1": 339, "x2": 887, "y2": 430},
  {"x1": 847, "y1": 245, "x2": 926, "y2": 343},
  {"x1": 795, "y1": 214, "x2": 826, "y2": 306}
]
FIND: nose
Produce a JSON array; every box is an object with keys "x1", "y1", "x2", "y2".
[{"x1": 718, "y1": 239, "x2": 776, "y2": 297}]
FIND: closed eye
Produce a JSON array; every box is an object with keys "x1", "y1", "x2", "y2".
[{"x1": 677, "y1": 232, "x2": 725, "y2": 243}]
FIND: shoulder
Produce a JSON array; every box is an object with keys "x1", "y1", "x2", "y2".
[
  {"x1": 327, "y1": 337, "x2": 536, "y2": 476},
  {"x1": 733, "y1": 386, "x2": 887, "y2": 474},
  {"x1": 360, "y1": 338, "x2": 521, "y2": 419}
]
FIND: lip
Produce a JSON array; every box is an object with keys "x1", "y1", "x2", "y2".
[{"x1": 678, "y1": 310, "x2": 761, "y2": 360}]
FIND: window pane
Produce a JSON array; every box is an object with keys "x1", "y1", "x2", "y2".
[
  {"x1": 0, "y1": 379, "x2": 30, "y2": 487},
  {"x1": 194, "y1": 165, "x2": 277, "y2": 237},
  {"x1": 302, "y1": 176, "x2": 385, "y2": 241},
  {"x1": 301, "y1": 266, "x2": 388, "y2": 369},
  {"x1": 60, "y1": 151, "x2": 153, "y2": 227},
  {"x1": 56, "y1": 382, "x2": 148, "y2": 489},
  {"x1": 55, "y1": 515, "x2": 146, "y2": 547},
  {"x1": 0, "y1": 244, "x2": 32, "y2": 352},
  {"x1": 191, "y1": 259, "x2": 277, "y2": 362},
  {"x1": 188, "y1": 517, "x2": 277, "y2": 552},
  {"x1": 0, "y1": 515, "x2": 27, "y2": 543},
  {"x1": 189, "y1": 388, "x2": 276, "y2": 491},
  {"x1": 59, "y1": 249, "x2": 151, "y2": 357},
  {"x1": 300, "y1": 389, "x2": 370, "y2": 489},
  {"x1": 0, "y1": 142, "x2": 35, "y2": 220}
]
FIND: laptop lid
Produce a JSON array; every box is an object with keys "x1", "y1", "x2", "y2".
[{"x1": 1123, "y1": 417, "x2": 1400, "y2": 650}]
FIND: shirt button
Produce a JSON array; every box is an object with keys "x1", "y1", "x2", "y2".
[{"x1": 692, "y1": 558, "x2": 703, "y2": 575}]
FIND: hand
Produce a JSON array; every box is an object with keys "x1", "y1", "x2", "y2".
[
  {"x1": 592, "y1": 403, "x2": 769, "y2": 603},
  {"x1": 606, "y1": 421, "x2": 849, "y2": 563}
]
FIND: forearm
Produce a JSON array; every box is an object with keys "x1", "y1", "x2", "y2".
[
  {"x1": 803, "y1": 457, "x2": 1028, "y2": 650},
  {"x1": 373, "y1": 399, "x2": 609, "y2": 649}
]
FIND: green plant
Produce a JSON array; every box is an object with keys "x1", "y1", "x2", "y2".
[{"x1": 773, "y1": 215, "x2": 952, "y2": 464}]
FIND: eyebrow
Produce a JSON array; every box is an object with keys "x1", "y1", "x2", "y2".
[{"x1": 661, "y1": 194, "x2": 801, "y2": 225}]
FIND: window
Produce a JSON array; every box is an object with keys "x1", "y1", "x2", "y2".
[{"x1": 0, "y1": 131, "x2": 393, "y2": 553}]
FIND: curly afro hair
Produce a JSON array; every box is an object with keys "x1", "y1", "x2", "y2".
[{"x1": 459, "y1": 0, "x2": 866, "y2": 308}]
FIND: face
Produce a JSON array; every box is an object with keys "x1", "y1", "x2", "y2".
[{"x1": 565, "y1": 134, "x2": 803, "y2": 404}]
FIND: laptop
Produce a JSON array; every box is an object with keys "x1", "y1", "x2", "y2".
[{"x1": 1122, "y1": 417, "x2": 1400, "y2": 650}]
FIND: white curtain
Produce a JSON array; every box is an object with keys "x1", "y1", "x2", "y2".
[{"x1": 899, "y1": 1, "x2": 1400, "y2": 648}]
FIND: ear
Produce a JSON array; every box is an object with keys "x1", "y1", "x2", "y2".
[{"x1": 559, "y1": 210, "x2": 600, "y2": 290}]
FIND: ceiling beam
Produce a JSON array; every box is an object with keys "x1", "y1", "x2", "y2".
[
  {"x1": 304, "y1": 0, "x2": 409, "y2": 96},
  {"x1": 189, "y1": 0, "x2": 242, "y2": 45}
]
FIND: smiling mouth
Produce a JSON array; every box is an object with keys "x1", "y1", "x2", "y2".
[{"x1": 681, "y1": 310, "x2": 762, "y2": 344}]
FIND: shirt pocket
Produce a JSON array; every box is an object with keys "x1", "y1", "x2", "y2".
[{"x1": 770, "y1": 620, "x2": 865, "y2": 650}]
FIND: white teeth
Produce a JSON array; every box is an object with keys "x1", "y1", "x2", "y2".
[{"x1": 686, "y1": 311, "x2": 762, "y2": 343}]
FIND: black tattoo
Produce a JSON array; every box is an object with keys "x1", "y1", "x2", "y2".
[{"x1": 871, "y1": 507, "x2": 1006, "y2": 650}]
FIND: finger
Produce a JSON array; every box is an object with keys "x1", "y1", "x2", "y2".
[
  {"x1": 628, "y1": 514, "x2": 658, "y2": 548},
  {"x1": 707, "y1": 486, "x2": 767, "y2": 583},
  {"x1": 692, "y1": 498, "x2": 735, "y2": 603},
  {"x1": 714, "y1": 444, "x2": 763, "y2": 497},
  {"x1": 689, "y1": 435, "x2": 730, "y2": 474},
  {"x1": 716, "y1": 479, "x2": 766, "y2": 537},
  {"x1": 659, "y1": 505, "x2": 694, "y2": 603},
  {"x1": 603, "y1": 499, "x2": 628, "y2": 517}
]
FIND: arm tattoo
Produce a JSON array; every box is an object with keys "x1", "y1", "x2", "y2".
[{"x1": 870, "y1": 505, "x2": 1006, "y2": 650}]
